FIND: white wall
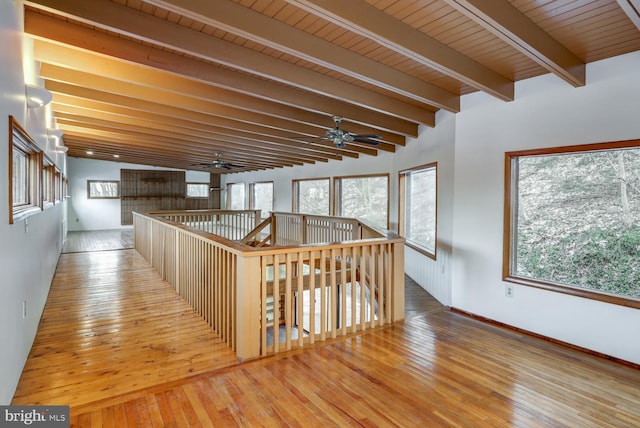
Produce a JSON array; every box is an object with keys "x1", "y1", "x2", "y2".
[
  {"x1": 67, "y1": 157, "x2": 209, "y2": 231},
  {"x1": 452, "y1": 51, "x2": 640, "y2": 364},
  {"x1": 0, "y1": 0, "x2": 67, "y2": 404}
]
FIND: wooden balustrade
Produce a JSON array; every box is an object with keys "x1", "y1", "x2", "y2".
[
  {"x1": 147, "y1": 209, "x2": 260, "y2": 241},
  {"x1": 133, "y1": 210, "x2": 405, "y2": 361}
]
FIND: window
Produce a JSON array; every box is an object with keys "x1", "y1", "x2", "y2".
[
  {"x1": 249, "y1": 181, "x2": 273, "y2": 219},
  {"x1": 335, "y1": 174, "x2": 389, "y2": 230},
  {"x1": 43, "y1": 157, "x2": 55, "y2": 206},
  {"x1": 186, "y1": 183, "x2": 209, "y2": 198},
  {"x1": 227, "y1": 182, "x2": 245, "y2": 210},
  {"x1": 87, "y1": 180, "x2": 120, "y2": 199},
  {"x1": 504, "y1": 141, "x2": 640, "y2": 308},
  {"x1": 293, "y1": 178, "x2": 331, "y2": 215},
  {"x1": 399, "y1": 163, "x2": 437, "y2": 258},
  {"x1": 9, "y1": 116, "x2": 42, "y2": 224}
]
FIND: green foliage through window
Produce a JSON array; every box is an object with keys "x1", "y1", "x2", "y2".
[{"x1": 508, "y1": 145, "x2": 640, "y2": 302}]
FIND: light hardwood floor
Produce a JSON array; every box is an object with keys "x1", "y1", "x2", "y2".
[
  {"x1": 63, "y1": 229, "x2": 134, "y2": 253},
  {"x1": 12, "y1": 247, "x2": 640, "y2": 427}
]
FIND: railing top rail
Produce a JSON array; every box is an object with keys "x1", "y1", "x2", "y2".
[
  {"x1": 147, "y1": 209, "x2": 260, "y2": 216},
  {"x1": 134, "y1": 211, "x2": 404, "y2": 257}
]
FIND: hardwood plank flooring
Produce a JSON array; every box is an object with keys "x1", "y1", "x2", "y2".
[
  {"x1": 63, "y1": 229, "x2": 134, "y2": 253},
  {"x1": 12, "y1": 248, "x2": 640, "y2": 426},
  {"x1": 12, "y1": 249, "x2": 238, "y2": 409}
]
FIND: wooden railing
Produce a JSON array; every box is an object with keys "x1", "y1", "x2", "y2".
[
  {"x1": 134, "y1": 210, "x2": 405, "y2": 361},
  {"x1": 147, "y1": 209, "x2": 260, "y2": 241}
]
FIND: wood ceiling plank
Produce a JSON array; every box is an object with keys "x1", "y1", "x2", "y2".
[
  {"x1": 143, "y1": 0, "x2": 460, "y2": 111},
  {"x1": 49, "y1": 93, "x2": 352, "y2": 155},
  {"x1": 24, "y1": 0, "x2": 438, "y2": 124},
  {"x1": 51, "y1": 102, "x2": 347, "y2": 161},
  {"x1": 61, "y1": 128, "x2": 294, "y2": 169},
  {"x1": 30, "y1": 33, "x2": 417, "y2": 138},
  {"x1": 54, "y1": 112, "x2": 336, "y2": 163},
  {"x1": 284, "y1": 0, "x2": 514, "y2": 101},
  {"x1": 442, "y1": 0, "x2": 586, "y2": 87}
]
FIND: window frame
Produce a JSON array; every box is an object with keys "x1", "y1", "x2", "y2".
[
  {"x1": 186, "y1": 182, "x2": 209, "y2": 198},
  {"x1": 87, "y1": 180, "x2": 120, "y2": 199},
  {"x1": 249, "y1": 180, "x2": 274, "y2": 219},
  {"x1": 334, "y1": 173, "x2": 390, "y2": 230},
  {"x1": 292, "y1": 177, "x2": 331, "y2": 215},
  {"x1": 503, "y1": 139, "x2": 640, "y2": 309},
  {"x1": 42, "y1": 155, "x2": 55, "y2": 208},
  {"x1": 399, "y1": 162, "x2": 438, "y2": 260},
  {"x1": 9, "y1": 116, "x2": 43, "y2": 224}
]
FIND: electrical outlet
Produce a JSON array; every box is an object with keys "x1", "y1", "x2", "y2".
[{"x1": 505, "y1": 284, "x2": 514, "y2": 298}]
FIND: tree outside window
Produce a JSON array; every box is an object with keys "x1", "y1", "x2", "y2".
[
  {"x1": 293, "y1": 178, "x2": 330, "y2": 215},
  {"x1": 399, "y1": 163, "x2": 437, "y2": 258},
  {"x1": 335, "y1": 174, "x2": 389, "y2": 230},
  {"x1": 505, "y1": 142, "x2": 640, "y2": 307}
]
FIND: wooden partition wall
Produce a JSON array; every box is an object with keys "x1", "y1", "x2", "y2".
[{"x1": 133, "y1": 210, "x2": 405, "y2": 361}]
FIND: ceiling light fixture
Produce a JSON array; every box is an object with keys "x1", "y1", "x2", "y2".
[{"x1": 25, "y1": 84, "x2": 53, "y2": 108}]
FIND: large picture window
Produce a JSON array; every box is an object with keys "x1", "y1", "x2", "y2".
[
  {"x1": 335, "y1": 174, "x2": 389, "y2": 230},
  {"x1": 504, "y1": 140, "x2": 640, "y2": 308},
  {"x1": 227, "y1": 182, "x2": 245, "y2": 210},
  {"x1": 249, "y1": 181, "x2": 273, "y2": 219},
  {"x1": 399, "y1": 163, "x2": 437, "y2": 258},
  {"x1": 9, "y1": 116, "x2": 42, "y2": 224},
  {"x1": 292, "y1": 178, "x2": 330, "y2": 215}
]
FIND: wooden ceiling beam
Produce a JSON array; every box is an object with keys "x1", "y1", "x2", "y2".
[
  {"x1": 63, "y1": 138, "x2": 279, "y2": 172},
  {"x1": 616, "y1": 0, "x2": 640, "y2": 31},
  {"x1": 145, "y1": 0, "x2": 459, "y2": 111},
  {"x1": 26, "y1": 22, "x2": 418, "y2": 137},
  {"x1": 24, "y1": 0, "x2": 437, "y2": 124},
  {"x1": 49, "y1": 92, "x2": 364, "y2": 159},
  {"x1": 61, "y1": 130, "x2": 293, "y2": 169},
  {"x1": 442, "y1": 0, "x2": 585, "y2": 87},
  {"x1": 50, "y1": 94, "x2": 340, "y2": 153},
  {"x1": 54, "y1": 114, "x2": 331, "y2": 164},
  {"x1": 40, "y1": 65, "x2": 401, "y2": 149},
  {"x1": 51, "y1": 102, "x2": 347, "y2": 160},
  {"x1": 33, "y1": 43, "x2": 410, "y2": 142},
  {"x1": 284, "y1": 0, "x2": 514, "y2": 101}
]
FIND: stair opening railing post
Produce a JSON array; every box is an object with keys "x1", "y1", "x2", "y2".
[{"x1": 235, "y1": 253, "x2": 262, "y2": 361}]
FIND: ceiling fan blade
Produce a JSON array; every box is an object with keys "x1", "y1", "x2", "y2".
[
  {"x1": 353, "y1": 137, "x2": 381, "y2": 145},
  {"x1": 226, "y1": 163, "x2": 245, "y2": 168},
  {"x1": 352, "y1": 134, "x2": 381, "y2": 139}
]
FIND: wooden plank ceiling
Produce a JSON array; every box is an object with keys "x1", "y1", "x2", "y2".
[{"x1": 23, "y1": 0, "x2": 640, "y2": 173}]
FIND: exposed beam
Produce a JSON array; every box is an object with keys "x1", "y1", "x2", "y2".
[
  {"x1": 442, "y1": 0, "x2": 585, "y2": 87},
  {"x1": 51, "y1": 94, "x2": 319, "y2": 146},
  {"x1": 37, "y1": 60, "x2": 402, "y2": 147},
  {"x1": 617, "y1": 0, "x2": 640, "y2": 31},
  {"x1": 24, "y1": 0, "x2": 439, "y2": 123},
  {"x1": 145, "y1": 0, "x2": 460, "y2": 111},
  {"x1": 26, "y1": 16, "x2": 419, "y2": 136},
  {"x1": 284, "y1": 0, "x2": 513, "y2": 101},
  {"x1": 51, "y1": 102, "x2": 346, "y2": 160},
  {"x1": 54, "y1": 113, "x2": 334, "y2": 164}
]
